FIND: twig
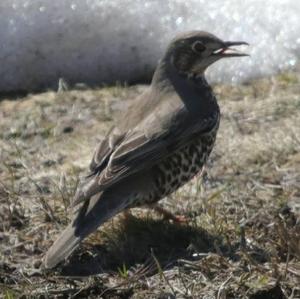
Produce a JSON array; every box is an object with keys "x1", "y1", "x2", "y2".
[{"x1": 217, "y1": 274, "x2": 232, "y2": 299}]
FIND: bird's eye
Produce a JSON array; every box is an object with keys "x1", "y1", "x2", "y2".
[{"x1": 192, "y1": 41, "x2": 206, "y2": 53}]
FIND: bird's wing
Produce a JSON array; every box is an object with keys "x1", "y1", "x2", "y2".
[
  {"x1": 88, "y1": 89, "x2": 153, "y2": 175},
  {"x1": 71, "y1": 96, "x2": 217, "y2": 207},
  {"x1": 89, "y1": 126, "x2": 126, "y2": 174},
  {"x1": 70, "y1": 127, "x2": 125, "y2": 208},
  {"x1": 99, "y1": 111, "x2": 211, "y2": 187}
]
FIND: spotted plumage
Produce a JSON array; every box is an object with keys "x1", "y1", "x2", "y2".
[
  {"x1": 44, "y1": 31, "x2": 248, "y2": 269},
  {"x1": 134, "y1": 112, "x2": 220, "y2": 206}
]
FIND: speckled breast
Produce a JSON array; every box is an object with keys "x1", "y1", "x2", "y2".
[
  {"x1": 131, "y1": 119, "x2": 220, "y2": 206},
  {"x1": 154, "y1": 131, "x2": 217, "y2": 198}
]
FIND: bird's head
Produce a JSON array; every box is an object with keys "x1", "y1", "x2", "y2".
[{"x1": 164, "y1": 31, "x2": 249, "y2": 77}]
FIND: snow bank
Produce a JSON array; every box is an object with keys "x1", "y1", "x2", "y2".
[{"x1": 1, "y1": 0, "x2": 299, "y2": 92}]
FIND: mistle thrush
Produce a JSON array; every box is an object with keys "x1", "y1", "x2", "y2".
[{"x1": 44, "y1": 31, "x2": 248, "y2": 269}]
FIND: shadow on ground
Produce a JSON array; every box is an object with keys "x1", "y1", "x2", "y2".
[{"x1": 58, "y1": 214, "x2": 216, "y2": 276}]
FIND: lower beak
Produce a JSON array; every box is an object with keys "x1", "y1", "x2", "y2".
[{"x1": 214, "y1": 41, "x2": 249, "y2": 57}]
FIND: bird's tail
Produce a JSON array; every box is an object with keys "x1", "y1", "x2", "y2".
[
  {"x1": 43, "y1": 192, "x2": 128, "y2": 269},
  {"x1": 43, "y1": 222, "x2": 82, "y2": 269}
]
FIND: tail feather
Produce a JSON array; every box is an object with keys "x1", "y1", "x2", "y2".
[
  {"x1": 43, "y1": 192, "x2": 128, "y2": 269},
  {"x1": 43, "y1": 223, "x2": 81, "y2": 269}
]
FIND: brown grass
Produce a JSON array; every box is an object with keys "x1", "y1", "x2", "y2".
[{"x1": 0, "y1": 72, "x2": 300, "y2": 298}]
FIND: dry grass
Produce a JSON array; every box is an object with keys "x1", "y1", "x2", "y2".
[{"x1": 0, "y1": 71, "x2": 300, "y2": 298}]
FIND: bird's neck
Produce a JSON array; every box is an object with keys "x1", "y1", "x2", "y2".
[
  {"x1": 152, "y1": 60, "x2": 219, "y2": 116},
  {"x1": 152, "y1": 60, "x2": 210, "y2": 92}
]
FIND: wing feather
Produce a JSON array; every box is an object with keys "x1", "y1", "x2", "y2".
[{"x1": 97, "y1": 113, "x2": 214, "y2": 189}]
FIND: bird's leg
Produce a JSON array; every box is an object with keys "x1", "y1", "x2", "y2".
[
  {"x1": 150, "y1": 204, "x2": 188, "y2": 223},
  {"x1": 194, "y1": 166, "x2": 206, "y2": 180},
  {"x1": 123, "y1": 209, "x2": 133, "y2": 221}
]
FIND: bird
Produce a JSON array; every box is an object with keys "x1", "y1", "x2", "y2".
[{"x1": 44, "y1": 31, "x2": 248, "y2": 269}]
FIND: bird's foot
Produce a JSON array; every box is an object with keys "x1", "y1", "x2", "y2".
[
  {"x1": 151, "y1": 204, "x2": 188, "y2": 224},
  {"x1": 171, "y1": 214, "x2": 188, "y2": 223}
]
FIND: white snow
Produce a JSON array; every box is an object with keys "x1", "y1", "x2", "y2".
[{"x1": 1, "y1": 0, "x2": 300, "y2": 92}]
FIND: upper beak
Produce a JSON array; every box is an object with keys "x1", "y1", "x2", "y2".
[{"x1": 213, "y1": 41, "x2": 249, "y2": 57}]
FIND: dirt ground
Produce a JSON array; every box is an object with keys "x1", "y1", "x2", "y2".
[{"x1": 0, "y1": 71, "x2": 300, "y2": 298}]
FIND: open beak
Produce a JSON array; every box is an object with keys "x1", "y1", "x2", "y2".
[{"x1": 213, "y1": 41, "x2": 249, "y2": 57}]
